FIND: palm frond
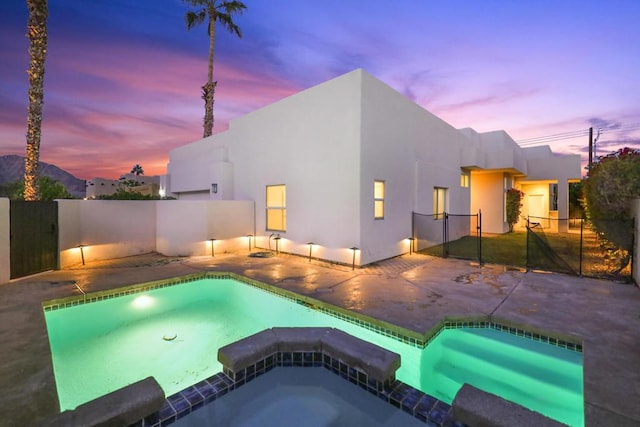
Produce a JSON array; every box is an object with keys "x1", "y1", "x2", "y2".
[
  {"x1": 216, "y1": 12, "x2": 242, "y2": 37},
  {"x1": 185, "y1": 9, "x2": 207, "y2": 30}
]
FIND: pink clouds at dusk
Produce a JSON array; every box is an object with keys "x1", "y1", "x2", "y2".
[{"x1": 1, "y1": 0, "x2": 639, "y2": 179}]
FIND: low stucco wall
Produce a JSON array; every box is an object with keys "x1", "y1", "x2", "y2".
[
  {"x1": 0, "y1": 198, "x2": 10, "y2": 284},
  {"x1": 156, "y1": 200, "x2": 254, "y2": 256},
  {"x1": 58, "y1": 200, "x2": 157, "y2": 268}
]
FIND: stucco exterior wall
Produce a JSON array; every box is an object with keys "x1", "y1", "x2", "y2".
[
  {"x1": 0, "y1": 198, "x2": 9, "y2": 284},
  {"x1": 163, "y1": 69, "x2": 581, "y2": 266},
  {"x1": 226, "y1": 69, "x2": 363, "y2": 265},
  {"x1": 58, "y1": 200, "x2": 156, "y2": 268},
  {"x1": 471, "y1": 172, "x2": 507, "y2": 234},
  {"x1": 155, "y1": 200, "x2": 254, "y2": 256},
  {"x1": 520, "y1": 153, "x2": 580, "y2": 232},
  {"x1": 358, "y1": 71, "x2": 471, "y2": 263}
]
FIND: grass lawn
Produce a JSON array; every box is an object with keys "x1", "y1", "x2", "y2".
[
  {"x1": 422, "y1": 232, "x2": 527, "y2": 267},
  {"x1": 420, "y1": 229, "x2": 631, "y2": 280}
]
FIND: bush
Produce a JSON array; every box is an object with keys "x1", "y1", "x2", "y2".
[
  {"x1": 506, "y1": 188, "x2": 524, "y2": 232},
  {"x1": 583, "y1": 147, "x2": 640, "y2": 272}
]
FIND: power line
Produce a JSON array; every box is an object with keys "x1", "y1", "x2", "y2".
[{"x1": 516, "y1": 122, "x2": 640, "y2": 146}]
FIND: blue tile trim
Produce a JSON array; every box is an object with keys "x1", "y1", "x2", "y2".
[{"x1": 130, "y1": 351, "x2": 465, "y2": 427}]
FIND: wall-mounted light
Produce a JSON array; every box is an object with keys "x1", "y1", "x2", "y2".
[
  {"x1": 209, "y1": 238, "x2": 216, "y2": 257},
  {"x1": 307, "y1": 242, "x2": 314, "y2": 261},
  {"x1": 349, "y1": 246, "x2": 359, "y2": 270},
  {"x1": 247, "y1": 234, "x2": 253, "y2": 251},
  {"x1": 211, "y1": 183, "x2": 218, "y2": 194},
  {"x1": 77, "y1": 244, "x2": 86, "y2": 265},
  {"x1": 407, "y1": 237, "x2": 415, "y2": 255}
]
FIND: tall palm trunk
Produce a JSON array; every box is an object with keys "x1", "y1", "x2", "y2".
[
  {"x1": 24, "y1": 0, "x2": 49, "y2": 201},
  {"x1": 202, "y1": 9, "x2": 217, "y2": 138}
]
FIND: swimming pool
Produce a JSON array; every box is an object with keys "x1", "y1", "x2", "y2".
[{"x1": 44, "y1": 275, "x2": 583, "y2": 425}]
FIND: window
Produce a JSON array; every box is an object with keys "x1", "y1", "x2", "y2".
[
  {"x1": 266, "y1": 185, "x2": 286, "y2": 231},
  {"x1": 549, "y1": 183, "x2": 558, "y2": 211},
  {"x1": 433, "y1": 187, "x2": 447, "y2": 220},
  {"x1": 460, "y1": 172, "x2": 470, "y2": 188},
  {"x1": 374, "y1": 180, "x2": 385, "y2": 219}
]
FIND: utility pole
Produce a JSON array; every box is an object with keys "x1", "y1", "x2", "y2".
[{"x1": 588, "y1": 127, "x2": 593, "y2": 169}]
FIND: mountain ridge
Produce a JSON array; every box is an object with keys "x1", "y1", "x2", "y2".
[{"x1": 0, "y1": 155, "x2": 85, "y2": 197}]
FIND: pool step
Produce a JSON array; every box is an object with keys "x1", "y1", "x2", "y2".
[{"x1": 435, "y1": 334, "x2": 581, "y2": 390}]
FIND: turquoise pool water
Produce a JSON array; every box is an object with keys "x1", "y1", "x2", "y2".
[{"x1": 44, "y1": 278, "x2": 583, "y2": 425}]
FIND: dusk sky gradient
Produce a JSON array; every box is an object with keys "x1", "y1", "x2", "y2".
[{"x1": 1, "y1": 0, "x2": 639, "y2": 179}]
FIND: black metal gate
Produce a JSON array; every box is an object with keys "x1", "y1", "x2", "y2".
[
  {"x1": 10, "y1": 201, "x2": 58, "y2": 279},
  {"x1": 412, "y1": 211, "x2": 482, "y2": 263}
]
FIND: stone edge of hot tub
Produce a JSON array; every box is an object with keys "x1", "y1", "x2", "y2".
[
  {"x1": 41, "y1": 376, "x2": 165, "y2": 427},
  {"x1": 452, "y1": 383, "x2": 568, "y2": 427},
  {"x1": 217, "y1": 327, "x2": 401, "y2": 384}
]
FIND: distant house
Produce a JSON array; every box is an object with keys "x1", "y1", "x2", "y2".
[
  {"x1": 86, "y1": 173, "x2": 161, "y2": 199},
  {"x1": 163, "y1": 69, "x2": 580, "y2": 265}
]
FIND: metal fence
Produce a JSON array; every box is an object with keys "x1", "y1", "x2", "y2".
[
  {"x1": 413, "y1": 211, "x2": 634, "y2": 282},
  {"x1": 527, "y1": 216, "x2": 634, "y2": 282},
  {"x1": 412, "y1": 211, "x2": 482, "y2": 263}
]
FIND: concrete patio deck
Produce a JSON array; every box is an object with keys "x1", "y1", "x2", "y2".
[{"x1": 0, "y1": 251, "x2": 638, "y2": 426}]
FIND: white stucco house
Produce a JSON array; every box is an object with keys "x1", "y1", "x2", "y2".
[{"x1": 163, "y1": 69, "x2": 580, "y2": 266}]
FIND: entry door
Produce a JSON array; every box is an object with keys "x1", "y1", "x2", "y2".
[
  {"x1": 10, "y1": 201, "x2": 59, "y2": 279},
  {"x1": 528, "y1": 195, "x2": 545, "y2": 224}
]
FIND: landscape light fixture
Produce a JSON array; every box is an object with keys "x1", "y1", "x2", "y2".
[
  {"x1": 247, "y1": 234, "x2": 253, "y2": 251},
  {"x1": 77, "y1": 244, "x2": 86, "y2": 266},
  {"x1": 273, "y1": 235, "x2": 281, "y2": 253},
  {"x1": 349, "y1": 246, "x2": 359, "y2": 270},
  {"x1": 209, "y1": 238, "x2": 216, "y2": 257},
  {"x1": 307, "y1": 242, "x2": 314, "y2": 261},
  {"x1": 407, "y1": 237, "x2": 415, "y2": 255}
]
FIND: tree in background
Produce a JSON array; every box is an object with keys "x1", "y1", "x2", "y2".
[
  {"x1": 568, "y1": 181, "x2": 584, "y2": 219},
  {"x1": 98, "y1": 188, "x2": 160, "y2": 200},
  {"x1": 10, "y1": 176, "x2": 72, "y2": 201},
  {"x1": 130, "y1": 164, "x2": 144, "y2": 176},
  {"x1": 505, "y1": 188, "x2": 524, "y2": 232},
  {"x1": 583, "y1": 147, "x2": 640, "y2": 272},
  {"x1": 183, "y1": 0, "x2": 246, "y2": 138},
  {"x1": 24, "y1": 0, "x2": 49, "y2": 200}
]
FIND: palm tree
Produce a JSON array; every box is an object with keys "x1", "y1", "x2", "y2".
[
  {"x1": 183, "y1": 0, "x2": 246, "y2": 138},
  {"x1": 24, "y1": 0, "x2": 49, "y2": 201},
  {"x1": 131, "y1": 164, "x2": 144, "y2": 176}
]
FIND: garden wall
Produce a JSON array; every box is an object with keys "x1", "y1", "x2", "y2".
[
  {"x1": 58, "y1": 200, "x2": 157, "y2": 268},
  {"x1": 0, "y1": 198, "x2": 9, "y2": 284},
  {"x1": 57, "y1": 200, "x2": 255, "y2": 268},
  {"x1": 156, "y1": 200, "x2": 254, "y2": 256}
]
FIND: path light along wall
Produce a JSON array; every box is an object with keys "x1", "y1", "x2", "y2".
[
  {"x1": 307, "y1": 242, "x2": 314, "y2": 261},
  {"x1": 77, "y1": 244, "x2": 87, "y2": 265},
  {"x1": 349, "y1": 246, "x2": 359, "y2": 270}
]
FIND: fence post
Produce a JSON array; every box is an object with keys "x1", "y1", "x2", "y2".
[
  {"x1": 442, "y1": 212, "x2": 448, "y2": 258},
  {"x1": 525, "y1": 217, "x2": 530, "y2": 270},
  {"x1": 579, "y1": 215, "x2": 584, "y2": 276},
  {"x1": 478, "y1": 209, "x2": 482, "y2": 265}
]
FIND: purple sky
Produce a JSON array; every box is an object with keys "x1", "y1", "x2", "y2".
[{"x1": 1, "y1": 0, "x2": 639, "y2": 179}]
